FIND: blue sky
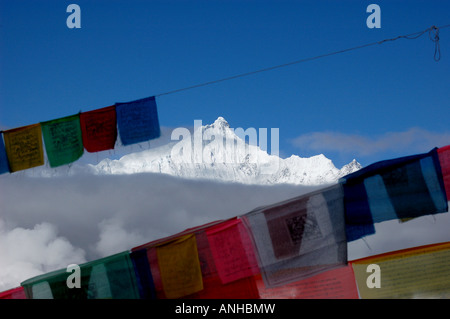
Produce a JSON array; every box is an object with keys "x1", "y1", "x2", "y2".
[{"x1": 1, "y1": 0, "x2": 449, "y2": 167}]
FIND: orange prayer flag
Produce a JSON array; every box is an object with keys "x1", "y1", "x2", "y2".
[
  {"x1": 156, "y1": 234, "x2": 203, "y2": 299},
  {"x1": 351, "y1": 242, "x2": 450, "y2": 299},
  {"x1": 3, "y1": 124, "x2": 44, "y2": 172}
]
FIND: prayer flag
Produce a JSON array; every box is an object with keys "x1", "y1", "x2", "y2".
[
  {"x1": 438, "y1": 145, "x2": 450, "y2": 201},
  {"x1": 0, "y1": 133, "x2": 10, "y2": 174},
  {"x1": 341, "y1": 148, "x2": 448, "y2": 242},
  {"x1": 130, "y1": 220, "x2": 226, "y2": 299},
  {"x1": 351, "y1": 242, "x2": 450, "y2": 298},
  {"x1": 3, "y1": 124, "x2": 44, "y2": 172},
  {"x1": 80, "y1": 105, "x2": 117, "y2": 152},
  {"x1": 115, "y1": 96, "x2": 160, "y2": 146},
  {"x1": 0, "y1": 286, "x2": 27, "y2": 299},
  {"x1": 156, "y1": 234, "x2": 203, "y2": 299},
  {"x1": 131, "y1": 219, "x2": 259, "y2": 299},
  {"x1": 130, "y1": 249, "x2": 156, "y2": 299},
  {"x1": 21, "y1": 251, "x2": 140, "y2": 299},
  {"x1": 242, "y1": 184, "x2": 347, "y2": 288},
  {"x1": 256, "y1": 265, "x2": 359, "y2": 299},
  {"x1": 205, "y1": 218, "x2": 259, "y2": 284},
  {"x1": 41, "y1": 114, "x2": 84, "y2": 167},
  {"x1": 184, "y1": 230, "x2": 260, "y2": 299}
]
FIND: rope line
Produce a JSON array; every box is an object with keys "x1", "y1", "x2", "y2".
[
  {"x1": 429, "y1": 26, "x2": 441, "y2": 61},
  {"x1": 155, "y1": 24, "x2": 449, "y2": 97},
  {"x1": 0, "y1": 25, "x2": 448, "y2": 134}
]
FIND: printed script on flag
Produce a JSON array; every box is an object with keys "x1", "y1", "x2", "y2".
[
  {"x1": 156, "y1": 234, "x2": 204, "y2": 299},
  {"x1": 351, "y1": 242, "x2": 450, "y2": 299},
  {"x1": 3, "y1": 124, "x2": 44, "y2": 172}
]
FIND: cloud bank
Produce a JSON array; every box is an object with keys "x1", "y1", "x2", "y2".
[
  {"x1": 292, "y1": 127, "x2": 450, "y2": 158},
  {"x1": 0, "y1": 172, "x2": 313, "y2": 291}
]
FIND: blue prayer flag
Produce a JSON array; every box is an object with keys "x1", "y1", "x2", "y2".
[
  {"x1": 130, "y1": 249, "x2": 156, "y2": 299},
  {"x1": 115, "y1": 96, "x2": 160, "y2": 146},
  {"x1": 341, "y1": 148, "x2": 448, "y2": 242},
  {"x1": 0, "y1": 133, "x2": 10, "y2": 174}
]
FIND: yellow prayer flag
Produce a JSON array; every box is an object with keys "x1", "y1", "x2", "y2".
[
  {"x1": 351, "y1": 242, "x2": 450, "y2": 299},
  {"x1": 3, "y1": 124, "x2": 44, "y2": 172},
  {"x1": 156, "y1": 234, "x2": 203, "y2": 299}
]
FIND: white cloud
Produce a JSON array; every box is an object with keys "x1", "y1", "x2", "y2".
[
  {"x1": 94, "y1": 218, "x2": 147, "y2": 257},
  {"x1": 0, "y1": 220, "x2": 86, "y2": 291},
  {"x1": 292, "y1": 127, "x2": 450, "y2": 157},
  {"x1": 0, "y1": 172, "x2": 311, "y2": 291}
]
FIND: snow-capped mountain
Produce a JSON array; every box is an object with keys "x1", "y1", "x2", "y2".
[{"x1": 88, "y1": 117, "x2": 362, "y2": 185}]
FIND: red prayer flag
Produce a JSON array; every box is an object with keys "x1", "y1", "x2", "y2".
[
  {"x1": 185, "y1": 231, "x2": 260, "y2": 299},
  {"x1": 206, "y1": 218, "x2": 259, "y2": 284},
  {"x1": 256, "y1": 265, "x2": 359, "y2": 299},
  {"x1": 80, "y1": 106, "x2": 117, "y2": 153},
  {"x1": 0, "y1": 286, "x2": 27, "y2": 299},
  {"x1": 185, "y1": 273, "x2": 260, "y2": 299}
]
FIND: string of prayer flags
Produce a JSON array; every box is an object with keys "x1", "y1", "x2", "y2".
[
  {"x1": 1, "y1": 142, "x2": 448, "y2": 298},
  {"x1": 351, "y1": 242, "x2": 450, "y2": 299},
  {"x1": 0, "y1": 95, "x2": 161, "y2": 173},
  {"x1": 255, "y1": 265, "x2": 359, "y2": 299},
  {"x1": 438, "y1": 145, "x2": 450, "y2": 200},
  {"x1": 130, "y1": 219, "x2": 260, "y2": 299},
  {"x1": 205, "y1": 218, "x2": 259, "y2": 284},
  {"x1": 0, "y1": 133, "x2": 10, "y2": 174},
  {"x1": 115, "y1": 96, "x2": 160, "y2": 146},
  {"x1": 130, "y1": 220, "x2": 226, "y2": 299},
  {"x1": 21, "y1": 251, "x2": 140, "y2": 299},
  {"x1": 0, "y1": 286, "x2": 26, "y2": 299},
  {"x1": 80, "y1": 105, "x2": 117, "y2": 153},
  {"x1": 155, "y1": 234, "x2": 204, "y2": 299},
  {"x1": 341, "y1": 148, "x2": 448, "y2": 242},
  {"x1": 41, "y1": 114, "x2": 84, "y2": 168},
  {"x1": 242, "y1": 183, "x2": 347, "y2": 288},
  {"x1": 3, "y1": 124, "x2": 44, "y2": 172}
]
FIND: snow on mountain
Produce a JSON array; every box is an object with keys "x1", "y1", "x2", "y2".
[{"x1": 88, "y1": 117, "x2": 362, "y2": 185}]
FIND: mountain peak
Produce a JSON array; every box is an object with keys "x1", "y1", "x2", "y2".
[
  {"x1": 338, "y1": 159, "x2": 363, "y2": 178},
  {"x1": 348, "y1": 159, "x2": 362, "y2": 168},
  {"x1": 28, "y1": 117, "x2": 362, "y2": 186},
  {"x1": 213, "y1": 116, "x2": 230, "y2": 128}
]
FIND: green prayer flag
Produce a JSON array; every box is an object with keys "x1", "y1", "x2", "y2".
[
  {"x1": 41, "y1": 114, "x2": 84, "y2": 168},
  {"x1": 20, "y1": 251, "x2": 140, "y2": 299}
]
